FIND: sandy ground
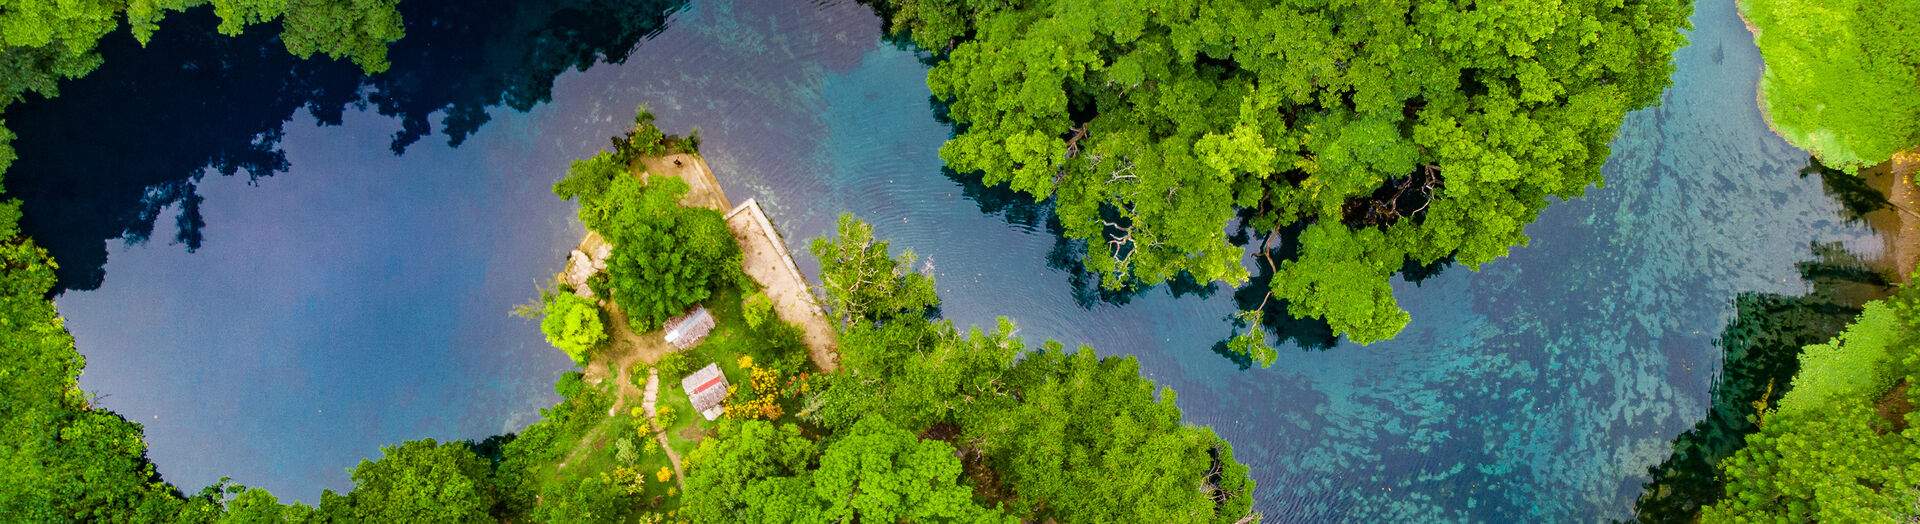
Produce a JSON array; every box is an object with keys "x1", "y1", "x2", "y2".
[
  {"x1": 641, "y1": 153, "x2": 730, "y2": 211},
  {"x1": 726, "y1": 199, "x2": 840, "y2": 371}
]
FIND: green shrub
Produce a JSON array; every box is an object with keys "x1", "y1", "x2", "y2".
[
  {"x1": 743, "y1": 292, "x2": 774, "y2": 328},
  {"x1": 615, "y1": 438, "x2": 638, "y2": 464},
  {"x1": 628, "y1": 361, "x2": 651, "y2": 389},
  {"x1": 655, "y1": 405, "x2": 679, "y2": 428},
  {"x1": 657, "y1": 352, "x2": 691, "y2": 381}
]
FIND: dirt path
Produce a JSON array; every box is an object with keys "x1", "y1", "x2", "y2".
[
  {"x1": 558, "y1": 356, "x2": 642, "y2": 474},
  {"x1": 641, "y1": 369, "x2": 687, "y2": 491}
]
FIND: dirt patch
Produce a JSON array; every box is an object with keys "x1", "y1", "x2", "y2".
[
  {"x1": 1856, "y1": 151, "x2": 1920, "y2": 281},
  {"x1": 919, "y1": 423, "x2": 962, "y2": 442},
  {"x1": 1876, "y1": 380, "x2": 1913, "y2": 433},
  {"x1": 640, "y1": 153, "x2": 729, "y2": 211},
  {"x1": 677, "y1": 426, "x2": 711, "y2": 442},
  {"x1": 956, "y1": 444, "x2": 1018, "y2": 509},
  {"x1": 1885, "y1": 152, "x2": 1920, "y2": 280},
  {"x1": 726, "y1": 199, "x2": 839, "y2": 371}
]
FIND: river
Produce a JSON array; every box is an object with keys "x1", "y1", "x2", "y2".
[{"x1": 10, "y1": 0, "x2": 1880, "y2": 520}]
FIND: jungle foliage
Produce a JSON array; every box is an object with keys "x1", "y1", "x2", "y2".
[
  {"x1": 540, "y1": 292, "x2": 608, "y2": 365},
  {"x1": 554, "y1": 110, "x2": 741, "y2": 333},
  {"x1": 1706, "y1": 281, "x2": 1920, "y2": 521},
  {"x1": 788, "y1": 215, "x2": 1259, "y2": 524},
  {"x1": 1742, "y1": 0, "x2": 1920, "y2": 170},
  {"x1": 0, "y1": 0, "x2": 402, "y2": 112},
  {"x1": 875, "y1": 0, "x2": 1694, "y2": 348}
]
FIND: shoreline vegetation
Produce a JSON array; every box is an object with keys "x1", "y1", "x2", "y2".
[
  {"x1": 508, "y1": 108, "x2": 1260, "y2": 523},
  {"x1": 867, "y1": 0, "x2": 1695, "y2": 352},
  {"x1": 1737, "y1": 0, "x2": 1920, "y2": 171},
  {"x1": 0, "y1": 105, "x2": 1260, "y2": 522}
]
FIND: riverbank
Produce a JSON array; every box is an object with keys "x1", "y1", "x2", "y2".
[{"x1": 1883, "y1": 152, "x2": 1920, "y2": 280}]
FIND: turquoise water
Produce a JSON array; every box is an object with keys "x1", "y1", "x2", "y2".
[{"x1": 11, "y1": 0, "x2": 1881, "y2": 519}]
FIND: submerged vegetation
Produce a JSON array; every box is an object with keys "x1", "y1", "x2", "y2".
[
  {"x1": 874, "y1": 0, "x2": 1695, "y2": 350},
  {"x1": 1741, "y1": 0, "x2": 1920, "y2": 170}
]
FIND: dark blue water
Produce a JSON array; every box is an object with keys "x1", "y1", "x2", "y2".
[{"x1": 12, "y1": 0, "x2": 1881, "y2": 520}]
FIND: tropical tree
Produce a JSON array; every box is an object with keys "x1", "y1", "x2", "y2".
[
  {"x1": 680, "y1": 420, "x2": 819, "y2": 523},
  {"x1": 753, "y1": 415, "x2": 1011, "y2": 523},
  {"x1": 323, "y1": 438, "x2": 496, "y2": 524},
  {"x1": 555, "y1": 147, "x2": 740, "y2": 333},
  {"x1": 808, "y1": 216, "x2": 1260, "y2": 524},
  {"x1": 875, "y1": 0, "x2": 1693, "y2": 346},
  {"x1": 541, "y1": 291, "x2": 607, "y2": 364},
  {"x1": 808, "y1": 213, "x2": 939, "y2": 327}
]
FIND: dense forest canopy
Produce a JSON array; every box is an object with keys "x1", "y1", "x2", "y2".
[
  {"x1": 876, "y1": 0, "x2": 1694, "y2": 349},
  {"x1": 0, "y1": 0, "x2": 401, "y2": 111},
  {"x1": 1707, "y1": 281, "x2": 1920, "y2": 521},
  {"x1": 1741, "y1": 0, "x2": 1920, "y2": 170}
]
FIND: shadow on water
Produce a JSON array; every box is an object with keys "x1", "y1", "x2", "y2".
[
  {"x1": 1798, "y1": 155, "x2": 1891, "y2": 224},
  {"x1": 929, "y1": 90, "x2": 1462, "y2": 365},
  {"x1": 3, "y1": 0, "x2": 689, "y2": 292},
  {"x1": 1625, "y1": 242, "x2": 1890, "y2": 522}
]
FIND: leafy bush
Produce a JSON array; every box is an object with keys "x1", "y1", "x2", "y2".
[
  {"x1": 1744, "y1": 0, "x2": 1920, "y2": 169},
  {"x1": 541, "y1": 292, "x2": 607, "y2": 365},
  {"x1": 656, "y1": 352, "x2": 691, "y2": 381},
  {"x1": 615, "y1": 438, "x2": 638, "y2": 464},
  {"x1": 655, "y1": 405, "x2": 679, "y2": 428},
  {"x1": 629, "y1": 361, "x2": 651, "y2": 389},
  {"x1": 742, "y1": 292, "x2": 774, "y2": 328}
]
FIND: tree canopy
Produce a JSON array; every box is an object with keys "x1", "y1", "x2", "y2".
[
  {"x1": 876, "y1": 0, "x2": 1693, "y2": 345},
  {"x1": 804, "y1": 215, "x2": 1259, "y2": 523},
  {"x1": 1742, "y1": 0, "x2": 1920, "y2": 170},
  {"x1": 554, "y1": 115, "x2": 740, "y2": 332},
  {"x1": 325, "y1": 439, "x2": 497, "y2": 523},
  {"x1": 540, "y1": 291, "x2": 607, "y2": 365},
  {"x1": 808, "y1": 213, "x2": 940, "y2": 327},
  {"x1": 684, "y1": 417, "x2": 1011, "y2": 524},
  {"x1": 1707, "y1": 283, "x2": 1920, "y2": 521},
  {"x1": 0, "y1": 0, "x2": 402, "y2": 111}
]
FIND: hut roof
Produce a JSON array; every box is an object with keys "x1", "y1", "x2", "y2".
[
  {"x1": 681, "y1": 363, "x2": 729, "y2": 420},
  {"x1": 663, "y1": 306, "x2": 715, "y2": 349}
]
